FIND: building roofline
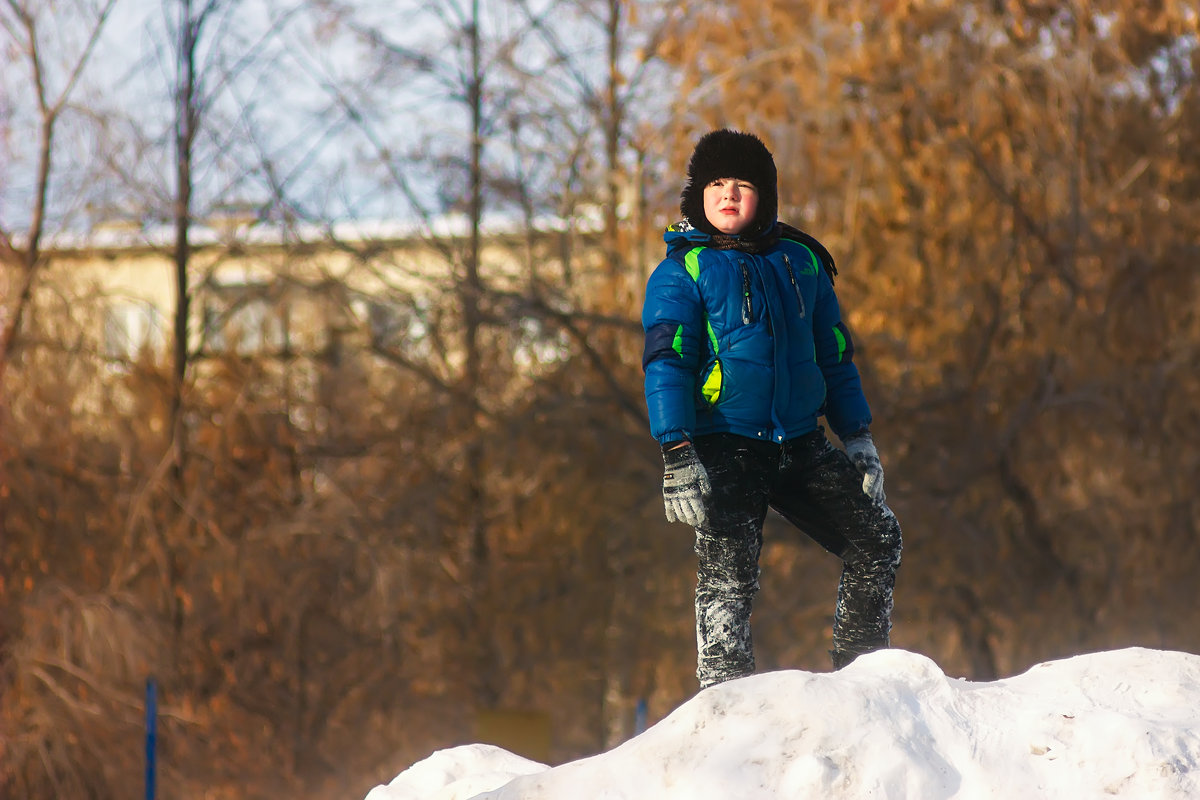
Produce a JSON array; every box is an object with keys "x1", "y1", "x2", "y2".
[{"x1": 35, "y1": 209, "x2": 604, "y2": 257}]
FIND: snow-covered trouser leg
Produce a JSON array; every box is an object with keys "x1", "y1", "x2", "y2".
[
  {"x1": 769, "y1": 429, "x2": 903, "y2": 668},
  {"x1": 694, "y1": 530, "x2": 761, "y2": 687},
  {"x1": 691, "y1": 435, "x2": 773, "y2": 689},
  {"x1": 830, "y1": 509, "x2": 901, "y2": 667}
]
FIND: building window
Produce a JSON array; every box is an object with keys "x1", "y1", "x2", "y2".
[
  {"x1": 353, "y1": 296, "x2": 431, "y2": 358},
  {"x1": 203, "y1": 282, "x2": 288, "y2": 356},
  {"x1": 104, "y1": 301, "x2": 166, "y2": 360}
]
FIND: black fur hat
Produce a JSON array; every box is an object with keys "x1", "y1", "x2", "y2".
[{"x1": 680, "y1": 129, "x2": 778, "y2": 238}]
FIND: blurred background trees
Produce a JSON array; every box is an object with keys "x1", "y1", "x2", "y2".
[{"x1": 1, "y1": 1, "x2": 1198, "y2": 797}]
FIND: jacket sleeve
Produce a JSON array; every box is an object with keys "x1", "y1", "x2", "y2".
[
  {"x1": 812, "y1": 267, "x2": 872, "y2": 440},
  {"x1": 641, "y1": 257, "x2": 705, "y2": 445}
]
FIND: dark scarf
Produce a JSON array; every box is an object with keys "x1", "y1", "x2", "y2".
[
  {"x1": 706, "y1": 225, "x2": 781, "y2": 254},
  {"x1": 706, "y1": 221, "x2": 839, "y2": 283}
]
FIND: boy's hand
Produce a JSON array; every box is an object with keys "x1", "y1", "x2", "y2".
[
  {"x1": 844, "y1": 432, "x2": 886, "y2": 504},
  {"x1": 662, "y1": 442, "x2": 711, "y2": 527}
]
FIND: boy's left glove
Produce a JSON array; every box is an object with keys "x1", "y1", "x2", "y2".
[
  {"x1": 844, "y1": 432, "x2": 886, "y2": 504},
  {"x1": 662, "y1": 443, "x2": 711, "y2": 528}
]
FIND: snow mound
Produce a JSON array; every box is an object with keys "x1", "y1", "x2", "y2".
[
  {"x1": 366, "y1": 648, "x2": 1200, "y2": 800},
  {"x1": 364, "y1": 743, "x2": 547, "y2": 800}
]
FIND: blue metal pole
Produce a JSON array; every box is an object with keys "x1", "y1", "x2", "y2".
[
  {"x1": 145, "y1": 678, "x2": 157, "y2": 800},
  {"x1": 634, "y1": 697, "x2": 648, "y2": 736}
]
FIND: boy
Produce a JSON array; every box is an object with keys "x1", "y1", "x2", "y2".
[{"x1": 641, "y1": 129, "x2": 902, "y2": 688}]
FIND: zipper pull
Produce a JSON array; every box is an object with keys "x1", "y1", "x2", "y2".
[
  {"x1": 784, "y1": 254, "x2": 806, "y2": 318},
  {"x1": 739, "y1": 261, "x2": 752, "y2": 323}
]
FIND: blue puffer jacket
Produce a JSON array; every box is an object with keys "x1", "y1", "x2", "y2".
[{"x1": 642, "y1": 222, "x2": 871, "y2": 446}]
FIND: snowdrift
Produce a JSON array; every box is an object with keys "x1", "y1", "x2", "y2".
[{"x1": 365, "y1": 648, "x2": 1200, "y2": 800}]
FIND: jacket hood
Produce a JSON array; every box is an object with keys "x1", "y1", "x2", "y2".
[
  {"x1": 663, "y1": 219, "x2": 714, "y2": 252},
  {"x1": 663, "y1": 219, "x2": 839, "y2": 284}
]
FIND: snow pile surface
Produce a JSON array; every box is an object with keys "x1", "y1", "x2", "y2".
[{"x1": 365, "y1": 648, "x2": 1200, "y2": 799}]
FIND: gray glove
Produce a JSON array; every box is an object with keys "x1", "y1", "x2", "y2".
[
  {"x1": 844, "y1": 432, "x2": 886, "y2": 504},
  {"x1": 662, "y1": 442, "x2": 711, "y2": 527}
]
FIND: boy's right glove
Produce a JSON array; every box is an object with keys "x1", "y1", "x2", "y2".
[{"x1": 661, "y1": 443, "x2": 711, "y2": 528}]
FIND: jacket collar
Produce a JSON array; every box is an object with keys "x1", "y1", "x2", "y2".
[{"x1": 664, "y1": 218, "x2": 781, "y2": 255}]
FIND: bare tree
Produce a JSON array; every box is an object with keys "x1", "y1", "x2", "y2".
[
  {"x1": 504, "y1": 0, "x2": 683, "y2": 746},
  {"x1": 0, "y1": 0, "x2": 116, "y2": 375},
  {"x1": 0, "y1": 3, "x2": 117, "y2": 675}
]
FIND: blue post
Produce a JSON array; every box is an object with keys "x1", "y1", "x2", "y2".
[
  {"x1": 145, "y1": 678, "x2": 157, "y2": 800},
  {"x1": 634, "y1": 697, "x2": 648, "y2": 735}
]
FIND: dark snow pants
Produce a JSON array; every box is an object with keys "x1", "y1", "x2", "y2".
[{"x1": 690, "y1": 429, "x2": 903, "y2": 688}]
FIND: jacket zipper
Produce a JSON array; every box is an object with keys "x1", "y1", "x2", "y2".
[
  {"x1": 738, "y1": 261, "x2": 752, "y2": 324},
  {"x1": 783, "y1": 254, "x2": 806, "y2": 318}
]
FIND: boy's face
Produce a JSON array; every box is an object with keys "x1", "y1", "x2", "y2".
[{"x1": 702, "y1": 178, "x2": 759, "y2": 235}]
